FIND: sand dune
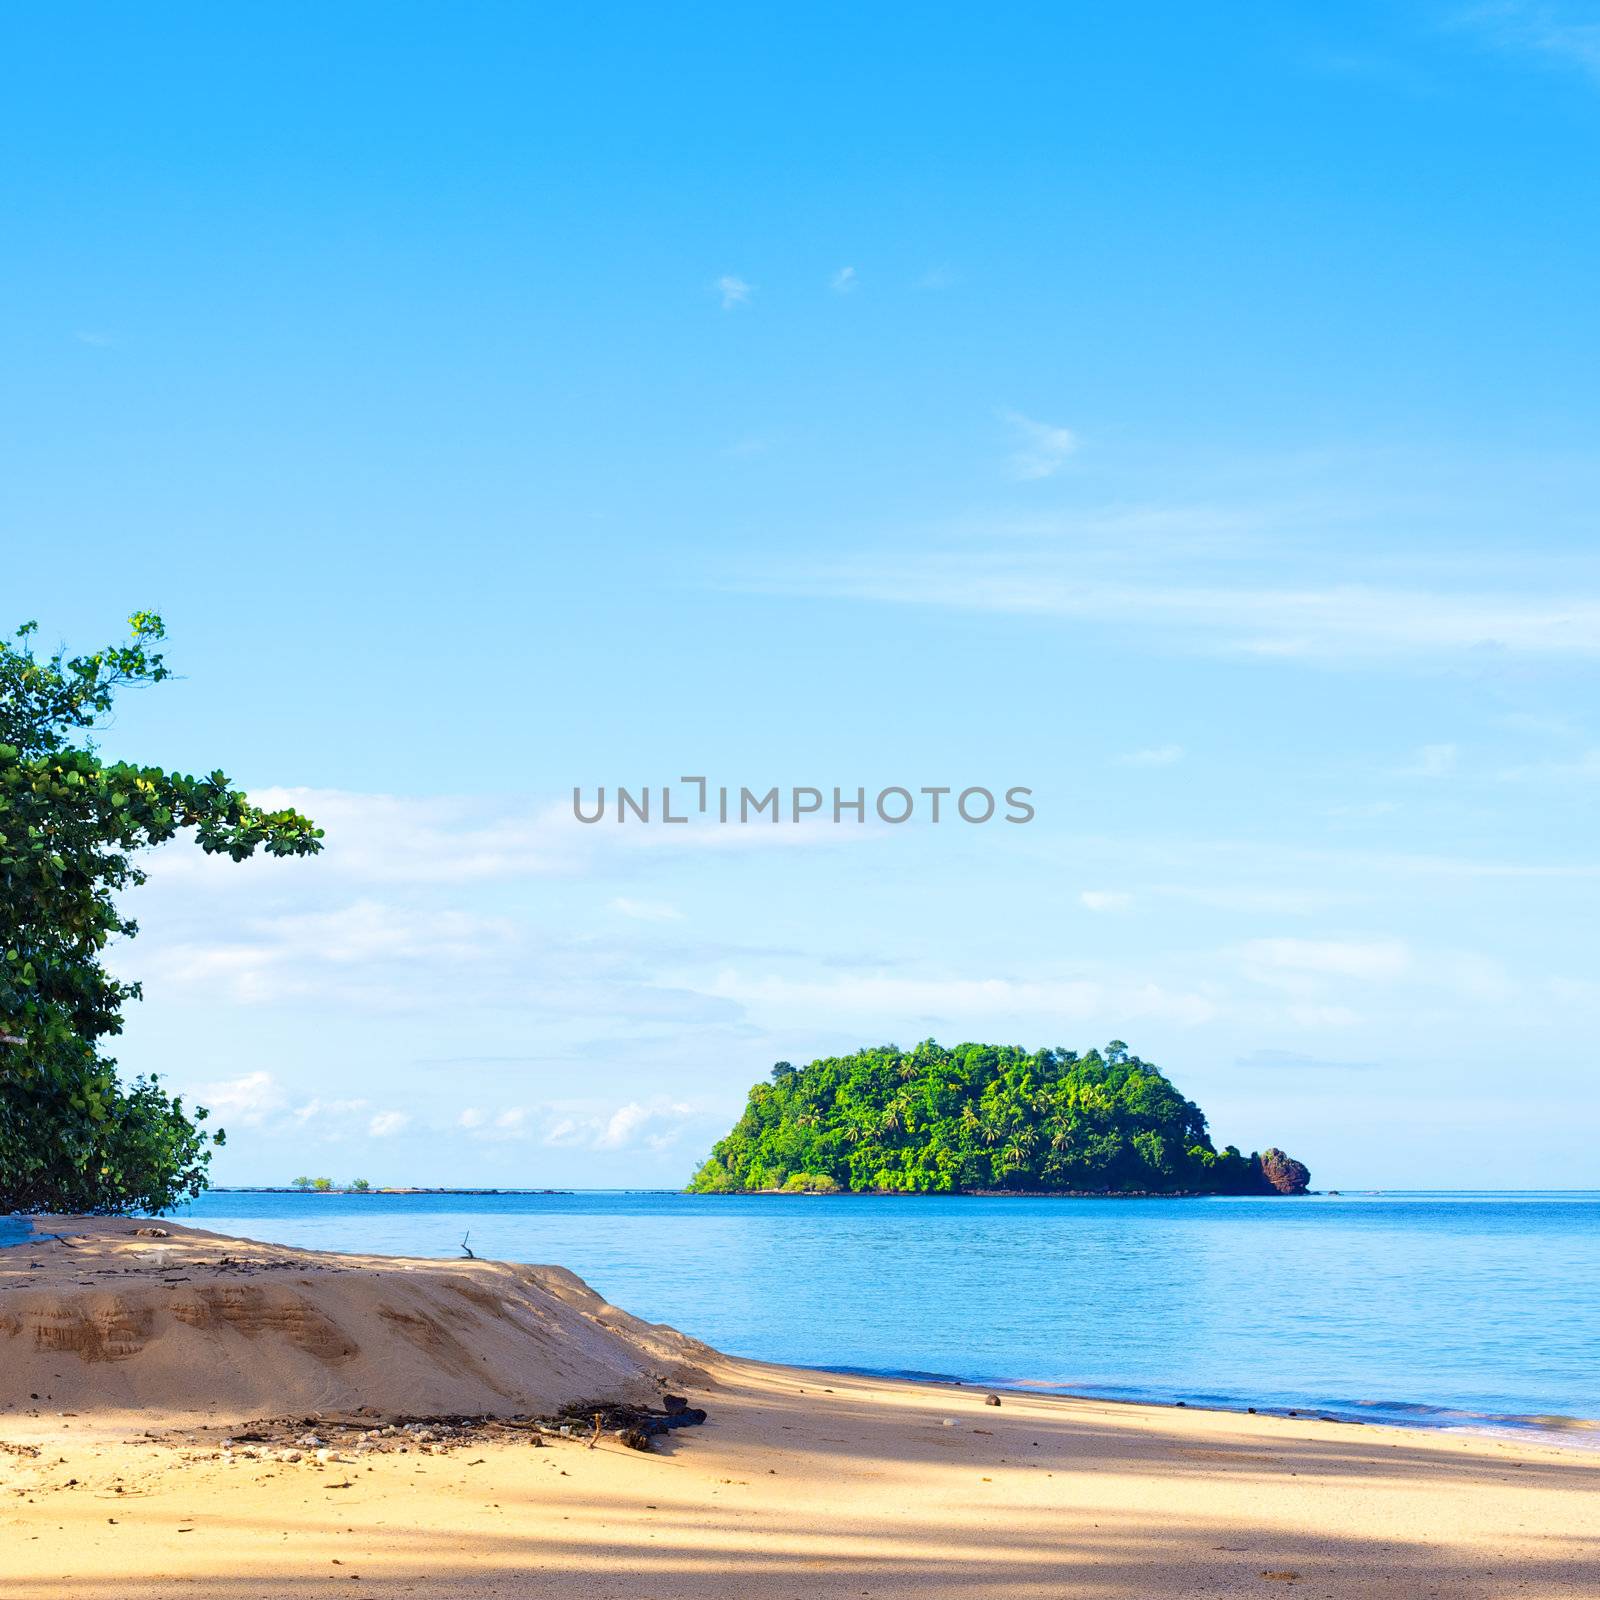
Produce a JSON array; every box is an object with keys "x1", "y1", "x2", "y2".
[{"x1": 0, "y1": 1217, "x2": 710, "y2": 1428}]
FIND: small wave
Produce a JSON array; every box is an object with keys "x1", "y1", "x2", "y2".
[{"x1": 839, "y1": 1368, "x2": 1600, "y2": 1448}]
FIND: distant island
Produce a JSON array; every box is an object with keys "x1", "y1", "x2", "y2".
[{"x1": 688, "y1": 1040, "x2": 1309, "y2": 1196}]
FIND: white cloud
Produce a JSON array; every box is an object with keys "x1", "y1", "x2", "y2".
[
  {"x1": 1241, "y1": 937, "x2": 1414, "y2": 981},
  {"x1": 594, "y1": 1102, "x2": 652, "y2": 1149},
  {"x1": 1000, "y1": 409, "x2": 1079, "y2": 480},
  {"x1": 194, "y1": 1071, "x2": 286, "y2": 1127},
  {"x1": 458, "y1": 1106, "x2": 534, "y2": 1143},
  {"x1": 140, "y1": 792, "x2": 863, "y2": 909},
  {"x1": 292, "y1": 1097, "x2": 369, "y2": 1126},
  {"x1": 785, "y1": 555, "x2": 1600, "y2": 661},
  {"x1": 1117, "y1": 744, "x2": 1185, "y2": 768},
  {"x1": 611, "y1": 896, "x2": 684, "y2": 922},
  {"x1": 593, "y1": 1100, "x2": 694, "y2": 1151},
  {"x1": 831, "y1": 266, "x2": 857, "y2": 293},
  {"x1": 696, "y1": 969, "x2": 1221, "y2": 1029},
  {"x1": 715, "y1": 274, "x2": 752, "y2": 309},
  {"x1": 182, "y1": 1078, "x2": 452, "y2": 1153},
  {"x1": 533, "y1": 1101, "x2": 694, "y2": 1151},
  {"x1": 1079, "y1": 890, "x2": 1134, "y2": 913},
  {"x1": 1400, "y1": 742, "x2": 1458, "y2": 777},
  {"x1": 149, "y1": 791, "x2": 583, "y2": 888},
  {"x1": 133, "y1": 899, "x2": 521, "y2": 1008}
]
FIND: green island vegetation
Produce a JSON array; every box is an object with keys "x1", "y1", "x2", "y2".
[
  {"x1": 688, "y1": 1040, "x2": 1310, "y2": 1196},
  {"x1": 0, "y1": 614, "x2": 321, "y2": 1215}
]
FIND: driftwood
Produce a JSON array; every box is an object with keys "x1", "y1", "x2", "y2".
[{"x1": 552, "y1": 1398, "x2": 708, "y2": 1452}]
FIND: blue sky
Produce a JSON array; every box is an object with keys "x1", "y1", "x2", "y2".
[{"x1": 6, "y1": 2, "x2": 1600, "y2": 1187}]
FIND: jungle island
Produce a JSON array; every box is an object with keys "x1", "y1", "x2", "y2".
[{"x1": 689, "y1": 1041, "x2": 1310, "y2": 1196}]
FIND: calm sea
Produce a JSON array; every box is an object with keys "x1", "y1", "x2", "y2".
[{"x1": 68, "y1": 1190, "x2": 1600, "y2": 1438}]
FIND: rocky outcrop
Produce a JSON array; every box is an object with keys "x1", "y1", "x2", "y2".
[{"x1": 1256, "y1": 1148, "x2": 1311, "y2": 1195}]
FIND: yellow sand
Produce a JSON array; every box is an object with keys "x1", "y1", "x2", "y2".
[{"x1": 1, "y1": 1219, "x2": 1596, "y2": 1597}]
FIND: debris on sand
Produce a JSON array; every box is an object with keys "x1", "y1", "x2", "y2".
[{"x1": 169, "y1": 1398, "x2": 709, "y2": 1465}]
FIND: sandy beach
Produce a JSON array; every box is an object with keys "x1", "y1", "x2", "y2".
[{"x1": 2, "y1": 1220, "x2": 1596, "y2": 1599}]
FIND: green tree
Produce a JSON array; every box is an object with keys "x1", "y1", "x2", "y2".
[
  {"x1": 0, "y1": 614, "x2": 321, "y2": 1215},
  {"x1": 350, "y1": 1177, "x2": 371, "y2": 1192},
  {"x1": 312, "y1": 1177, "x2": 334, "y2": 1192},
  {"x1": 291, "y1": 1176, "x2": 315, "y2": 1191}
]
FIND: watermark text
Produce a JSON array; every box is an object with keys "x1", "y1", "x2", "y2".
[{"x1": 573, "y1": 778, "x2": 1035, "y2": 825}]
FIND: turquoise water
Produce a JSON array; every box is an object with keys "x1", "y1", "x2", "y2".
[{"x1": 148, "y1": 1190, "x2": 1600, "y2": 1436}]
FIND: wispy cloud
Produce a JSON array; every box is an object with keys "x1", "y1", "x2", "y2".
[
  {"x1": 1327, "y1": 800, "x2": 1400, "y2": 821},
  {"x1": 696, "y1": 968, "x2": 1223, "y2": 1030},
  {"x1": 456, "y1": 1106, "x2": 532, "y2": 1142},
  {"x1": 136, "y1": 899, "x2": 519, "y2": 1007},
  {"x1": 292, "y1": 1095, "x2": 370, "y2": 1127},
  {"x1": 1079, "y1": 890, "x2": 1134, "y2": 913},
  {"x1": 611, "y1": 896, "x2": 684, "y2": 922},
  {"x1": 195, "y1": 1071, "x2": 286, "y2": 1127},
  {"x1": 1000, "y1": 410, "x2": 1079, "y2": 480},
  {"x1": 1241, "y1": 937, "x2": 1414, "y2": 982},
  {"x1": 830, "y1": 265, "x2": 857, "y2": 293},
  {"x1": 1234, "y1": 1048, "x2": 1380, "y2": 1072},
  {"x1": 714, "y1": 274, "x2": 753, "y2": 309},
  {"x1": 144, "y1": 789, "x2": 857, "y2": 899},
  {"x1": 151, "y1": 790, "x2": 584, "y2": 887},
  {"x1": 1399, "y1": 742, "x2": 1458, "y2": 778},
  {"x1": 1498, "y1": 747, "x2": 1600, "y2": 781},
  {"x1": 1458, "y1": 2, "x2": 1600, "y2": 82},
  {"x1": 194, "y1": 1074, "x2": 377, "y2": 1141},
  {"x1": 208, "y1": 1079, "x2": 702, "y2": 1157},
  {"x1": 773, "y1": 545, "x2": 1600, "y2": 661},
  {"x1": 1117, "y1": 744, "x2": 1185, "y2": 768}
]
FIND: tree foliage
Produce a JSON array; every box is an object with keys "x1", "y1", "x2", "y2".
[
  {"x1": 687, "y1": 1040, "x2": 1309, "y2": 1195},
  {"x1": 0, "y1": 614, "x2": 321, "y2": 1214}
]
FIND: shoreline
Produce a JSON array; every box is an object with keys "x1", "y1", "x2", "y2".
[
  {"x1": 1, "y1": 1218, "x2": 1597, "y2": 1597},
  {"x1": 822, "y1": 1367, "x2": 1600, "y2": 1451},
  {"x1": 721, "y1": 1186, "x2": 1309, "y2": 1198},
  {"x1": 11, "y1": 1212, "x2": 1595, "y2": 1446}
]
